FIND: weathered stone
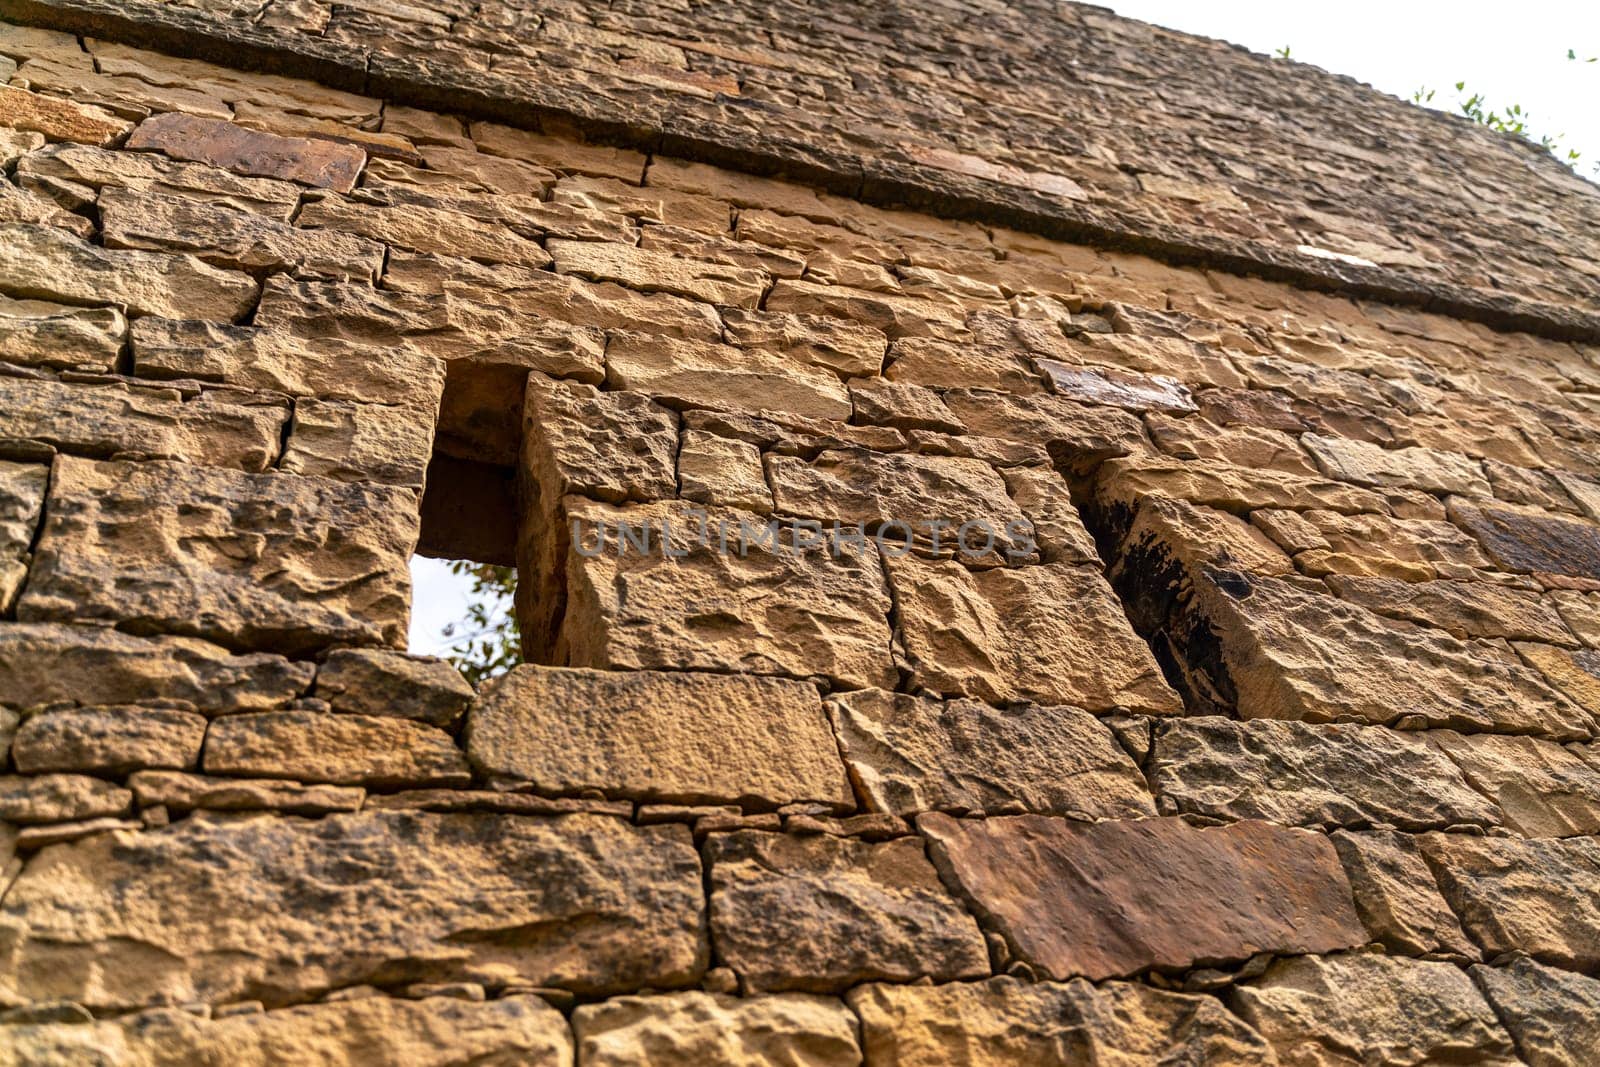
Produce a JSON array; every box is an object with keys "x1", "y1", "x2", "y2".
[
  {"x1": 131, "y1": 318, "x2": 446, "y2": 411},
  {"x1": 129, "y1": 770, "x2": 364, "y2": 816},
  {"x1": 850, "y1": 976, "x2": 1278, "y2": 1067},
  {"x1": 827, "y1": 688, "x2": 1155, "y2": 818},
  {"x1": 558, "y1": 498, "x2": 897, "y2": 691},
  {"x1": 523, "y1": 376, "x2": 679, "y2": 505},
  {"x1": 1331, "y1": 830, "x2": 1480, "y2": 959},
  {"x1": 12, "y1": 705, "x2": 207, "y2": 775},
  {"x1": 0, "y1": 130, "x2": 43, "y2": 168},
  {"x1": 0, "y1": 623, "x2": 312, "y2": 714},
  {"x1": 314, "y1": 648, "x2": 474, "y2": 729},
  {"x1": 471, "y1": 122, "x2": 647, "y2": 183},
  {"x1": 606, "y1": 331, "x2": 853, "y2": 422},
  {"x1": 706, "y1": 829, "x2": 988, "y2": 993},
  {"x1": 203, "y1": 711, "x2": 470, "y2": 788},
  {"x1": 1449, "y1": 496, "x2": 1600, "y2": 579},
  {"x1": 0, "y1": 810, "x2": 705, "y2": 1009},
  {"x1": 999, "y1": 465, "x2": 1101, "y2": 564},
  {"x1": 0, "y1": 993, "x2": 576, "y2": 1067},
  {"x1": 1514, "y1": 641, "x2": 1600, "y2": 723},
  {"x1": 16, "y1": 143, "x2": 302, "y2": 218},
  {"x1": 0, "y1": 296, "x2": 124, "y2": 373},
  {"x1": 573, "y1": 992, "x2": 859, "y2": 1067},
  {"x1": 0, "y1": 376, "x2": 287, "y2": 472},
  {"x1": 466, "y1": 665, "x2": 853, "y2": 810},
  {"x1": 0, "y1": 774, "x2": 131, "y2": 824},
  {"x1": 1150, "y1": 716, "x2": 1499, "y2": 830},
  {"x1": 126, "y1": 112, "x2": 366, "y2": 192},
  {"x1": 1304, "y1": 432, "x2": 1491, "y2": 496},
  {"x1": 1422, "y1": 833, "x2": 1600, "y2": 970},
  {"x1": 0, "y1": 459, "x2": 45, "y2": 611},
  {"x1": 1232, "y1": 953, "x2": 1517, "y2": 1066},
  {"x1": 1036, "y1": 359, "x2": 1196, "y2": 414},
  {"x1": 0, "y1": 223, "x2": 258, "y2": 321},
  {"x1": 1472, "y1": 957, "x2": 1600, "y2": 1067},
  {"x1": 885, "y1": 555, "x2": 1182, "y2": 714},
  {"x1": 1326, "y1": 575, "x2": 1577, "y2": 644},
  {"x1": 1427, "y1": 729, "x2": 1600, "y2": 838},
  {"x1": 14, "y1": 816, "x2": 139, "y2": 851},
  {"x1": 677, "y1": 430, "x2": 772, "y2": 512},
  {"x1": 1257, "y1": 507, "x2": 1494, "y2": 581},
  {"x1": 0, "y1": 84, "x2": 130, "y2": 145},
  {"x1": 1096, "y1": 457, "x2": 1395, "y2": 516},
  {"x1": 767, "y1": 279, "x2": 966, "y2": 341},
  {"x1": 887, "y1": 339, "x2": 1041, "y2": 393},
  {"x1": 0, "y1": 173, "x2": 93, "y2": 237},
  {"x1": 941, "y1": 389, "x2": 1144, "y2": 464},
  {"x1": 298, "y1": 194, "x2": 552, "y2": 268},
  {"x1": 101, "y1": 188, "x2": 384, "y2": 280},
  {"x1": 920, "y1": 813, "x2": 1364, "y2": 980},
  {"x1": 1145, "y1": 412, "x2": 1318, "y2": 474},
  {"x1": 417, "y1": 142, "x2": 558, "y2": 195},
  {"x1": 720, "y1": 306, "x2": 887, "y2": 379},
  {"x1": 850, "y1": 380, "x2": 965, "y2": 434},
  {"x1": 549, "y1": 238, "x2": 766, "y2": 308},
  {"x1": 281, "y1": 398, "x2": 433, "y2": 488},
  {"x1": 20, "y1": 458, "x2": 417, "y2": 654}
]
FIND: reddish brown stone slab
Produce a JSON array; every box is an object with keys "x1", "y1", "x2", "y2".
[
  {"x1": 126, "y1": 112, "x2": 365, "y2": 192},
  {"x1": 1448, "y1": 498, "x2": 1600, "y2": 580},
  {"x1": 919, "y1": 813, "x2": 1364, "y2": 980}
]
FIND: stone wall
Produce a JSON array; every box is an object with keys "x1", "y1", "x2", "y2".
[{"x1": 0, "y1": 10, "x2": 1598, "y2": 1066}]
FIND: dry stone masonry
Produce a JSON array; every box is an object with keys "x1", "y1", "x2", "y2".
[{"x1": 0, "y1": 2, "x2": 1597, "y2": 1063}]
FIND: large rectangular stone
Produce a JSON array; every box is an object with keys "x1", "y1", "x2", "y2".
[
  {"x1": 465, "y1": 665, "x2": 853, "y2": 810},
  {"x1": 1427, "y1": 729, "x2": 1600, "y2": 838},
  {"x1": 573, "y1": 991, "x2": 859, "y2": 1067},
  {"x1": 17, "y1": 143, "x2": 302, "y2": 218},
  {"x1": 0, "y1": 811, "x2": 706, "y2": 1009},
  {"x1": 1331, "y1": 830, "x2": 1480, "y2": 959},
  {"x1": 298, "y1": 194, "x2": 553, "y2": 268},
  {"x1": 0, "y1": 84, "x2": 130, "y2": 145},
  {"x1": 126, "y1": 111, "x2": 366, "y2": 191},
  {"x1": 281, "y1": 397, "x2": 434, "y2": 488},
  {"x1": 1449, "y1": 497, "x2": 1600, "y2": 580},
  {"x1": 203, "y1": 710, "x2": 470, "y2": 788},
  {"x1": 1303, "y1": 432, "x2": 1490, "y2": 496},
  {"x1": 19, "y1": 458, "x2": 416, "y2": 654},
  {"x1": 0, "y1": 295, "x2": 125, "y2": 373},
  {"x1": 920, "y1": 813, "x2": 1364, "y2": 980},
  {"x1": 604, "y1": 331, "x2": 853, "y2": 422},
  {"x1": 549, "y1": 238, "x2": 767, "y2": 308}
]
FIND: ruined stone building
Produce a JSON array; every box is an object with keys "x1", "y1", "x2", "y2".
[{"x1": 1, "y1": 0, "x2": 1599, "y2": 1062}]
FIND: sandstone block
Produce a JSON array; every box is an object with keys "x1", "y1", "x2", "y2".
[
  {"x1": 549, "y1": 238, "x2": 767, "y2": 307},
  {"x1": 19, "y1": 458, "x2": 417, "y2": 654},
  {"x1": 1036, "y1": 359, "x2": 1196, "y2": 414},
  {"x1": 471, "y1": 122, "x2": 647, "y2": 183},
  {"x1": 129, "y1": 770, "x2": 364, "y2": 816},
  {"x1": 1326, "y1": 575, "x2": 1576, "y2": 644},
  {"x1": 203, "y1": 711, "x2": 470, "y2": 788},
  {"x1": 298, "y1": 194, "x2": 552, "y2": 268},
  {"x1": 0, "y1": 223, "x2": 259, "y2": 321},
  {"x1": 1332, "y1": 829, "x2": 1480, "y2": 958},
  {"x1": 920, "y1": 813, "x2": 1364, "y2": 980},
  {"x1": 1450, "y1": 497, "x2": 1600, "y2": 579},
  {"x1": 1472, "y1": 957, "x2": 1600, "y2": 1067},
  {"x1": 0, "y1": 622, "x2": 312, "y2": 714},
  {"x1": 1096, "y1": 457, "x2": 1393, "y2": 515},
  {"x1": 1514, "y1": 641, "x2": 1600, "y2": 723},
  {"x1": 418, "y1": 142, "x2": 558, "y2": 195},
  {"x1": 677, "y1": 430, "x2": 773, "y2": 512},
  {"x1": 0, "y1": 994, "x2": 575, "y2": 1067},
  {"x1": 281, "y1": 398, "x2": 434, "y2": 488},
  {"x1": 523, "y1": 376, "x2": 679, "y2": 505},
  {"x1": 941, "y1": 388, "x2": 1144, "y2": 461},
  {"x1": 1150, "y1": 716, "x2": 1500, "y2": 830},
  {"x1": 1257, "y1": 507, "x2": 1493, "y2": 581},
  {"x1": 17, "y1": 143, "x2": 302, "y2": 217},
  {"x1": 572, "y1": 992, "x2": 859, "y2": 1067},
  {"x1": 1146, "y1": 412, "x2": 1317, "y2": 474},
  {"x1": 706, "y1": 829, "x2": 988, "y2": 993},
  {"x1": 1422, "y1": 832, "x2": 1600, "y2": 970},
  {"x1": 849, "y1": 379, "x2": 965, "y2": 434},
  {"x1": 0, "y1": 175, "x2": 93, "y2": 237},
  {"x1": 0, "y1": 773, "x2": 131, "y2": 824},
  {"x1": 101, "y1": 188, "x2": 385, "y2": 280},
  {"x1": 558, "y1": 498, "x2": 897, "y2": 691},
  {"x1": 0, "y1": 811, "x2": 705, "y2": 1009},
  {"x1": 1304, "y1": 432, "x2": 1491, "y2": 496},
  {"x1": 999, "y1": 465, "x2": 1101, "y2": 564},
  {"x1": 1232, "y1": 953, "x2": 1517, "y2": 1066},
  {"x1": 1428, "y1": 729, "x2": 1600, "y2": 837},
  {"x1": 886, "y1": 555, "x2": 1182, "y2": 714},
  {"x1": 0, "y1": 296, "x2": 125, "y2": 373},
  {"x1": 605, "y1": 331, "x2": 853, "y2": 422},
  {"x1": 766, "y1": 279, "x2": 966, "y2": 340},
  {"x1": 126, "y1": 112, "x2": 366, "y2": 191},
  {"x1": 720, "y1": 306, "x2": 887, "y2": 379},
  {"x1": 0, "y1": 460, "x2": 46, "y2": 601},
  {"x1": 0, "y1": 84, "x2": 130, "y2": 145},
  {"x1": 467, "y1": 665, "x2": 851, "y2": 810},
  {"x1": 0, "y1": 129, "x2": 43, "y2": 168},
  {"x1": 0, "y1": 376, "x2": 287, "y2": 472},
  {"x1": 849, "y1": 976, "x2": 1278, "y2": 1066},
  {"x1": 827, "y1": 688, "x2": 1154, "y2": 818},
  {"x1": 313, "y1": 648, "x2": 474, "y2": 728},
  {"x1": 12, "y1": 705, "x2": 207, "y2": 775}
]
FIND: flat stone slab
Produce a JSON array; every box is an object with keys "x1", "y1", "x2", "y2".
[{"x1": 573, "y1": 991, "x2": 860, "y2": 1067}]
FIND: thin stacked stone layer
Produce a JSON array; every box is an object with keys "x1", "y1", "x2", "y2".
[{"x1": 0, "y1": 14, "x2": 1598, "y2": 1067}]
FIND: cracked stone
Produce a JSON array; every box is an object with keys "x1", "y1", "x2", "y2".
[
  {"x1": 572, "y1": 991, "x2": 859, "y2": 1067},
  {"x1": 1331, "y1": 829, "x2": 1480, "y2": 959},
  {"x1": 12, "y1": 705, "x2": 208, "y2": 775},
  {"x1": 203, "y1": 711, "x2": 470, "y2": 788},
  {"x1": 1472, "y1": 956, "x2": 1600, "y2": 1067}
]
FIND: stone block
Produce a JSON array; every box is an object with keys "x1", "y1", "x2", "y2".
[
  {"x1": 1332, "y1": 830, "x2": 1480, "y2": 959},
  {"x1": 281, "y1": 398, "x2": 434, "y2": 488},
  {"x1": 0, "y1": 296, "x2": 124, "y2": 373},
  {"x1": 12, "y1": 705, "x2": 207, "y2": 775},
  {"x1": 126, "y1": 111, "x2": 366, "y2": 191},
  {"x1": 604, "y1": 331, "x2": 853, "y2": 422},
  {"x1": 0, "y1": 84, "x2": 131, "y2": 145},
  {"x1": 1472, "y1": 957, "x2": 1600, "y2": 1067},
  {"x1": 203, "y1": 711, "x2": 470, "y2": 788},
  {"x1": 0, "y1": 773, "x2": 131, "y2": 824},
  {"x1": 313, "y1": 648, "x2": 474, "y2": 728},
  {"x1": 548, "y1": 238, "x2": 767, "y2": 308},
  {"x1": 572, "y1": 992, "x2": 859, "y2": 1067}
]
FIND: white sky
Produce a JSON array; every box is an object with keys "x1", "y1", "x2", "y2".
[{"x1": 408, "y1": 2, "x2": 1600, "y2": 657}]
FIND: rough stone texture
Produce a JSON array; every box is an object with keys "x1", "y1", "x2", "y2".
[
  {"x1": 126, "y1": 111, "x2": 366, "y2": 191},
  {"x1": 0, "y1": 773, "x2": 132, "y2": 824},
  {"x1": 17, "y1": 142, "x2": 302, "y2": 217},
  {"x1": 676, "y1": 430, "x2": 772, "y2": 512},
  {"x1": 313, "y1": 648, "x2": 473, "y2": 728},
  {"x1": 203, "y1": 711, "x2": 470, "y2": 788},
  {"x1": 0, "y1": 296, "x2": 125, "y2": 373},
  {"x1": 0, "y1": 83, "x2": 130, "y2": 145},
  {"x1": 849, "y1": 976, "x2": 1278, "y2": 1066},
  {"x1": 998, "y1": 465, "x2": 1100, "y2": 565},
  {"x1": 1303, "y1": 433, "x2": 1490, "y2": 496},
  {"x1": 0, "y1": 460, "x2": 46, "y2": 613},
  {"x1": 298, "y1": 193, "x2": 554, "y2": 269},
  {"x1": 572, "y1": 992, "x2": 860, "y2": 1067},
  {"x1": 20, "y1": 458, "x2": 416, "y2": 654},
  {"x1": 1232, "y1": 953, "x2": 1518, "y2": 1066},
  {"x1": 466, "y1": 665, "x2": 852, "y2": 810},
  {"x1": 0, "y1": 623, "x2": 312, "y2": 714},
  {"x1": 1472, "y1": 957, "x2": 1600, "y2": 1067},
  {"x1": 921, "y1": 813, "x2": 1364, "y2": 979},
  {"x1": 0, "y1": 223, "x2": 259, "y2": 321},
  {"x1": 1149, "y1": 717, "x2": 1500, "y2": 831},
  {"x1": 280, "y1": 397, "x2": 433, "y2": 488},
  {"x1": 0, "y1": 994, "x2": 576, "y2": 1067},
  {"x1": 1331, "y1": 830, "x2": 1480, "y2": 959},
  {"x1": 605, "y1": 331, "x2": 853, "y2": 422},
  {"x1": 1325, "y1": 575, "x2": 1577, "y2": 645},
  {"x1": 1449, "y1": 497, "x2": 1600, "y2": 579},
  {"x1": 549, "y1": 239, "x2": 766, "y2": 308},
  {"x1": 0, "y1": 811, "x2": 706, "y2": 1009},
  {"x1": 826, "y1": 688, "x2": 1154, "y2": 818},
  {"x1": 1426, "y1": 729, "x2": 1600, "y2": 838},
  {"x1": 129, "y1": 770, "x2": 364, "y2": 816},
  {"x1": 886, "y1": 554, "x2": 1182, "y2": 714},
  {"x1": 12, "y1": 705, "x2": 207, "y2": 775},
  {"x1": 706, "y1": 829, "x2": 988, "y2": 993},
  {"x1": 1421, "y1": 833, "x2": 1600, "y2": 971}
]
